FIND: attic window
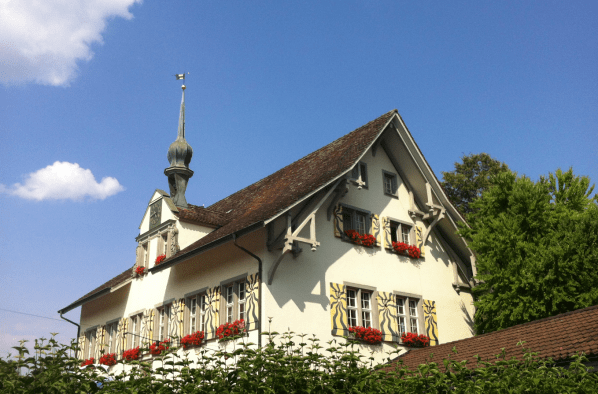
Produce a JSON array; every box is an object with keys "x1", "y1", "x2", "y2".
[
  {"x1": 383, "y1": 170, "x2": 398, "y2": 197},
  {"x1": 351, "y1": 162, "x2": 368, "y2": 189}
]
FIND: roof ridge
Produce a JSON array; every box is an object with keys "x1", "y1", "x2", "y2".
[{"x1": 207, "y1": 110, "x2": 397, "y2": 211}]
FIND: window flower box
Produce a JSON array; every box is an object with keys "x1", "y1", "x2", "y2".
[
  {"x1": 392, "y1": 242, "x2": 421, "y2": 259},
  {"x1": 155, "y1": 254, "x2": 166, "y2": 265},
  {"x1": 99, "y1": 353, "x2": 117, "y2": 366},
  {"x1": 135, "y1": 266, "x2": 146, "y2": 276},
  {"x1": 344, "y1": 230, "x2": 376, "y2": 247},
  {"x1": 400, "y1": 332, "x2": 430, "y2": 348},
  {"x1": 181, "y1": 331, "x2": 205, "y2": 349},
  {"x1": 81, "y1": 357, "x2": 94, "y2": 367},
  {"x1": 216, "y1": 319, "x2": 246, "y2": 341},
  {"x1": 122, "y1": 347, "x2": 140, "y2": 361},
  {"x1": 149, "y1": 339, "x2": 170, "y2": 355},
  {"x1": 348, "y1": 326, "x2": 383, "y2": 345}
]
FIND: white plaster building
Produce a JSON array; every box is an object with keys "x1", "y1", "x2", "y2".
[{"x1": 59, "y1": 88, "x2": 477, "y2": 366}]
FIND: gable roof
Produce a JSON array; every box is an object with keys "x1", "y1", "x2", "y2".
[{"x1": 381, "y1": 305, "x2": 598, "y2": 372}]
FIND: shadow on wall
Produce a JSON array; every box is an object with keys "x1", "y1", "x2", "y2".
[{"x1": 460, "y1": 300, "x2": 475, "y2": 336}]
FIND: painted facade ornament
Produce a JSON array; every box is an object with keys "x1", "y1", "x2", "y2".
[{"x1": 169, "y1": 225, "x2": 180, "y2": 255}]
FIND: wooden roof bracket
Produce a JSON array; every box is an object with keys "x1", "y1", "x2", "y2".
[
  {"x1": 327, "y1": 178, "x2": 348, "y2": 221},
  {"x1": 268, "y1": 179, "x2": 342, "y2": 285}
]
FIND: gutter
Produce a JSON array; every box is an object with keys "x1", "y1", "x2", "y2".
[
  {"x1": 60, "y1": 313, "x2": 81, "y2": 346},
  {"x1": 232, "y1": 233, "x2": 263, "y2": 349},
  {"x1": 149, "y1": 221, "x2": 265, "y2": 273}
]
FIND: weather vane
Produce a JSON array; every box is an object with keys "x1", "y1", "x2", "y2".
[{"x1": 174, "y1": 72, "x2": 189, "y2": 90}]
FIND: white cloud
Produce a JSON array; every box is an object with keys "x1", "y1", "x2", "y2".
[
  {"x1": 1, "y1": 161, "x2": 124, "y2": 201},
  {"x1": 0, "y1": 0, "x2": 142, "y2": 86}
]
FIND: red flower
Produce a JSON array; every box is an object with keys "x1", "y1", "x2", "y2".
[
  {"x1": 348, "y1": 326, "x2": 383, "y2": 345},
  {"x1": 149, "y1": 339, "x2": 171, "y2": 355},
  {"x1": 400, "y1": 332, "x2": 430, "y2": 348},
  {"x1": 135, "y1": 266, "x2": 146, "y2": 276},
  {"x1": 81, "y1": 357, "x2": 94, "y2": 367},
  {"x1": 392, "y1": 242, "x2": 421, "y2": 259},
  {"x1": 344, "y1": 229, "x2": 361, "y2": 243},
  {"x1": 99, "y1": 353, "x2": 117, "y2": 366},
  {"x1": 155, "y1": 254, "x2": 166, "y2": 265},
  {"x1": 216, "y1": 320, "x2": 246, "y2": 340},
  {"x1": 360, "y1": 233, "x2": 376, "y2": 247},
  {"x1": 181, "y1": 331, "x2": 205, "y2": 349},
  {"x1": 122, "y1": 347, "x2": 140, "y2": 361}
]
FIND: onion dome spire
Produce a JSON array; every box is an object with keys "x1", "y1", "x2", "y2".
[{"x1": 165, "y1": 78, "x2": 193, "y2": 208}]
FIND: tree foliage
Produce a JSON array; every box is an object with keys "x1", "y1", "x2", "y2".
[
  {"x1": 2, "y1": 333, "x2": 598, "y2": 393},
  {"x1": 441, "y1": 153, "x2": 511, "y2": 217},
  {"x1": 460, "y1": 168, "x2": 598, "y2": 334}
]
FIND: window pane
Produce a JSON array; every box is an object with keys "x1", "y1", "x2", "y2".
[
  {"x1": 347, "y1": 289, "x2": 356, "y2": 307},
  {"x1": 360, "y1": 164, "x2": 367, "y2": 185},
  {"x1": 410, "y1": 318, "x2": 418, "y2": 334},
  {"x1": 361, "y1": 292, "x2": 371, "y2": 310},
  {"x1": 362, "y1": 311, "x2": 371, "y2": 328},
  {"x1": 398, "y1": 317, "x2": 406, "y2": 335},
  {"x1": 409, "y1": 300, "x2": 418, "y2": 317},
  {"x1": 343, "y1": 212, "x2": 353, "y2": 231},
  {"x1": 227, "y1": 306, "x2": 233, "y2": 323},
  {"x1": 356, "y1": 214, "x2": 366, "y2": 234},
  {"x1": 397, "y1": 298, "x2": 405, "y2": 315},
  {"x1": 239, "y1": 303, "x2": 245, "y2": 321},
  {"x1": 348, "y1": 309, "x2": 358, "y2": 327},
  {"x1": 402, "y1": 226, "x2": 410, "y2": 244},
  {"x1": 239, "y1": 282, "x2": 246, "y2": 300},
  {"x1": 384, "y1": 175, "x2": 393, "y2": 194},
  {"x1": 390, "y1": 223, "x2": 398, "y2": 243},
  {"x1": 227, "y1": 285, "x2": 234, "y2": 304}
]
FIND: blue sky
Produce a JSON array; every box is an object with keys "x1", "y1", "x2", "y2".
[{"x1": 1, "y1": 1, "x2": 597, "y2": 357}]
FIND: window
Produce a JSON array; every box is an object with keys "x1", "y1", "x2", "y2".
[
  {"x1": 186, "y1": 292, "x2": 208, "y2": 336},
  {"x1": 382, "y1": 171, "x2": 398, "y2": 197},
  {"x1": 130, "y1": 314, "x2": 142, "y2": 348},
  {"x1": 388, "y1": 220, "x2": 412, "y2": 245},
  {"x1": 85, "y1": 329, "x2": 96, "y2": 359},
  {"x1": 142, "y1": 243, "x2": 149, "y2": 268},
  {"x1": 158, "y1": 305, "x2": 171, "y2": 341},
  {"x1": 351, "y1": 162, "x2": 368, "y2": 188},
  {"x1": 346, "y1": 288, "x2": 373, "y2": 328},
  {"x1": 342, "y1": 206, "x2": 370, "y2": 235},
  {"x1": 222, "y1": 280, "x2": 247, "y2": 324},
  {"x1": 106, "y1": 321, "x2": 118, "y2": 354},
  {"x1": 159, "y1": 234, "x2": 168, "y2": 257},
  {"x1": 396, "y1": 295, "x2": 421, "y2": 336}
]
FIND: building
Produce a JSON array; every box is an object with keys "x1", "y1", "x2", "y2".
[{"x1": 58, "y1": 84, "x2": 478, "y2": 366}]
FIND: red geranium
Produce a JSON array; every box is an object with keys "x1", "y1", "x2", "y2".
[
  {"x1": 400, "y1": 332, "x2": 430, "y2": 348},
  {"x1": 181, "y1": 331, "x2": 205, "y2": 349},
  {"x1": 155, "y1": 254, "x2": 166, "y2": 265},
  {"x1": 122, "y1": 347, "x2": 140, "y2": 361},
  {"x1": 81, "y1": 357, "x2": 94, "y2": 367},
  {"x1": 99, "y1": 353, "x2": 117, "y2": 366},
  {"x1": 348, "y1": 326, "x2": 383, "y2": 345},
  {"x1": 345, "y1": 230, "x2": 376, "y2": 247},
  {"x1": 135, "y1": 266, "x2": 146, "y2": 276},
  {"x1": 344, "y1": 229, "x2": 361, "y2": 243},
  {"x1": 149, "y1": 339, "x2": 170, "y2": 355},
  {"x1": 392, "y1": 242, "x2": 421, "y2": 259},
  {"x1": 216, "y1": 320, "x2": 246, "y2": 341}
]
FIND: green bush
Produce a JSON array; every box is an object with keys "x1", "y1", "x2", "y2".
[{"x1": 1, "y1": 332, "x2": 596, "y2": 393}]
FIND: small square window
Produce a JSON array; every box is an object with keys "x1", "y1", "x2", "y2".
[{"x1": 382, "y1": 171, "x2": 398, "y2": 197}]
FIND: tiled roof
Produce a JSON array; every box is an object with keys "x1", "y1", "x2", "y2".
[
  {"x1": 381, "y1": 305, "x2": 598, "y2": 372},
  {"x1": 166, "y1": 109, "x2": 396, "y2": 261},
  {"x1": 61, "y1": 110, "x2": 396, "y2": 311},
  {"x1": 177, "y1": 204, "x2": 229, "y2": 227}
]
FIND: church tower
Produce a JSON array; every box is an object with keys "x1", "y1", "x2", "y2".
[{"x1": 164, "y1": 80, "x2": 193, "y2": 208}]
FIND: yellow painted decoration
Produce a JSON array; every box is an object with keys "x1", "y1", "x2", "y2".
[
  {"x1": 415, "y1": 226, "x2": 425, "y2": 256},
  {"x1": 371, "y1": 214, "x2": 381, "y2": 246},
  {"x1": 95, "y1": 326, "x2": 105, "y2": 360},
  {"x1": 147, "y1": 309, "x2": 155, "y2": 343},
  {"x1": 115, "y1": 318, "x2": 124, "y2": 354},
  {"x1": 376, "y1": 292, "x2": 399, "y2": 342},
  {"x1": 329, "y1": 282, "x2": 348, "y2": 336},
  {"x1": 246, "y1": 273, "x2": 260, "y2": 331},
  {"x1": 382, "y1": 217, "x2": 392, "y2": 249},
  {"x1": 177, "y1": 298, "x2": 186, "y2": 345},
  {"x1": 205, "y1": 286, "x2": 221, "y2": 340},
  {"x1": 333, "y1": 205, "x2": 344, "y2": 238},
  {"x1": 77, "y1": 335, "x2": 85, "y2": 359},
  {"x1": 169, "y1": 300, "x2": 180, "y2": 340},
  {"x1": 423, "y1": 299, "x2": 438, "y2": 346}
]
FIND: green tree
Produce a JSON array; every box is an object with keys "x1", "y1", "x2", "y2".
[
  {"x1": 441, "y1": 153, "x2": 510, "y2": 217},
  {"x1": 460, "y1": 168, "x2": 598, "y2": 334}
]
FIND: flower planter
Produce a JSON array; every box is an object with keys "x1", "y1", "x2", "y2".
[
  {"x1": 99, "y1": 353, "x2": 117, "y2": 366},
  {"x1": 181, "y1": 331, "x2": 205, "y2": 349},
  {"x1": 216, "y1": 320, "x2": 246, "y2": 341},
  {"x1": 155, "y1": 254, "x2": 166, "y2": 265},
  {"x1": 122, "y1": 347, "x2": 140, "y2": 361},
  {"x1": 81, "y1": 357, "x2": 94, "y2": 367},
  {"x1": 150, "y1": 339, "x2": 170, "y2": 355},
  {"x1": 400, "y1": 332, "x2": 430, "y2": 348},
  {"x1": 344, "y1": 230, "x2": 376, "y2": 247},
  {"x1": 135, "y1": 266, "x2": 146, "y2": 276},
  {"x1": 392, "y1": 242, "x2": 421, "y2": 259},
  {"x1": 348, "y1": 326, "x2": 383, "y2": 345}
]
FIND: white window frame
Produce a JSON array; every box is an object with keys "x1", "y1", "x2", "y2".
[
  {"x1": 387, "y1": 218, "x2": 414, "y2": 246},
  {"x1": 220, "y1": 275, "x2": 249, "y2": 325},
  {"x1": 395, "y1": 292, "x2": 423, "y2": 337},
  {"x1": 382, "y1": 170, "x2": 398, "y2": 197},
  {"x1": 345, "y1": 283, "x2": 377, "y2": 329},
  {"x1": 105, "y1": 321, "x2": 118, "y2": 354},
  {"x1": 142, "y1": 242, "x2": 149, "y2": 268},
  {"x1": 129, "y1": 313, "x2": 143, "y2": 349},
  {"x1": 158, "y1": 304, "x2": 171, "y2": 342},
  {"x1": 85, "y1": 329, "x2": 96, "y2": 360}
]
